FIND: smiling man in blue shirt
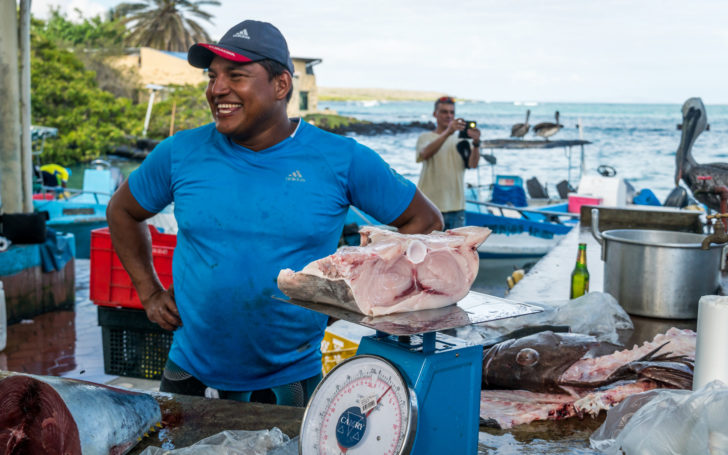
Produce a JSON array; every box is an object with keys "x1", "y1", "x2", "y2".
[{"x1": 106, "y1": 19, "x2": 442, "y2": 406}]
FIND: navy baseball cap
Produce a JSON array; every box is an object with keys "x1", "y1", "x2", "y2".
[{"x1": 188, "y1": 20, "x2": 294, "y2": 74}]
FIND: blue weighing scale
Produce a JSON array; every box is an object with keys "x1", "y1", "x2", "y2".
[{"x1": 284, "y1": 291, "x2": 542, "y2": 454}]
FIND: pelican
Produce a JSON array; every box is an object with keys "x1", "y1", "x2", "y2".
[
  {"x1": 675, "y1": 97, "x2": 728, "y2": 212},
  {"x1": 533, "y1": 111, "x2": 564, "y2": 140},
  {"x1": 510, "y1": 110, "x2": 531, "y2": 139}
]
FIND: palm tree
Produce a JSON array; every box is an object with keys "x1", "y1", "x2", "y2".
[{"x1": 114, "y1": 0, "x2": 221, "y2": 52}]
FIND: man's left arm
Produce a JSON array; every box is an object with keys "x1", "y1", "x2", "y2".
[
  {"x1": 467, "y1": 128, "x2": 482, "y2": 169},
  {"x1": 388, "y1": 189, "x2": 443, "y2": 234}
]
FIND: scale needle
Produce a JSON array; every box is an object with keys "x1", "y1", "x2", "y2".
[{"x1": 365, "y1": 385, "x2": 392, "y2": 417}]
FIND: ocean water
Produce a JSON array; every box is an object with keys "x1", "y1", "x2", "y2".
[{"x1": 324, "y1": 100, "x2": 728, "y2": 203}]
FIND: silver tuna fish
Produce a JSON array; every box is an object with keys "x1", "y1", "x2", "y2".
[{"x1": 0, "y1": 371, "x2": 161, "y2": 455}]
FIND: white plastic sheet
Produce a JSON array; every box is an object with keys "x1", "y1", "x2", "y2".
[
  {"x1": 590, "y1": 381, "x2": 728, "y2": 454},
  {"x1": 139, "y1": 428, "x2": 297, "y2": 455},
  {"x1": 457, "y1": 292, "x2": 632, "y2": 345}
]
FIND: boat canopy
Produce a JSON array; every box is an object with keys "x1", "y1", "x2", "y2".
[{"x1": 30, "y1": 125, "x2": 58, "y2": 142}]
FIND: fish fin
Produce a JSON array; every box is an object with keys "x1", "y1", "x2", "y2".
[
  {"x1": 636, "y1": 341, "x2": 671, "y2": 362},
  {"x1": 638, "y1": 365, "x2": 694, "y2": 389}
]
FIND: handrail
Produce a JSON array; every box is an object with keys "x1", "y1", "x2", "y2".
[
  {"x1": 34, "y1": 186, "x2": 114, "y2": 205},
  {"x1": 466, "y1": 199, "x2": 580, "y2": 219}
]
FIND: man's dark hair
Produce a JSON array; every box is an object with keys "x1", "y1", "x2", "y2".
[
  {"x1": 258, "y1": 59, "x2": 293, "y2": 102},
  {"x1": 434, "y1": 96, "x2": 455, "y2": 111}
]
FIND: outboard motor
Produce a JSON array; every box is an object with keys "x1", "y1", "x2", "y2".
[
  {"x1": 664, "y1": 186, "x2": 689, "y2": 208},
  {"x1": 556, "y1": 180, "x2": 576, "y2": 199},
  {"x1": 526, "y1": 177, "x2": 549, "y2": 199}
]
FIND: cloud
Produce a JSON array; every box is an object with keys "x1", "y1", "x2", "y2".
[{"x1": 28, "y1": 0, "x2": 728, "y2": 103}]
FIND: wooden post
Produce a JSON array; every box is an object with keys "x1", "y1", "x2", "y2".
[
  {"x1": 19, "y1": 0, "x2": 33, "y2": 213},
  {"x1": 0, "y1": 0, "x2": 23, "y2": 213}
]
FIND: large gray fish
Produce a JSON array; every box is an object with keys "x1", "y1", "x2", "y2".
[
  {"x1": 0, "y1": 371, "x2": 161, "y2": 455},
  {"x1": 482, "y1": 328, "x2": 695, "y2": 394},
  {"x1": 674, "y1": 97, "x2": 728, "y2": 212},
  {"x1": 479, "y1": 328, "x2": 695, "y2": 429}
]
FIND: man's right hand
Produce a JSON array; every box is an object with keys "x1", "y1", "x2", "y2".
[
  {"x1": 418, "y1": 118, "x2": 467, "y2": 162},
  {"x1": 142, "y1": 286, "x2": 181, "y2": 331},
  {"x1": 107, "y1": 180, "x2": 181, "y2": 331},
  {"x1": 447, "y1": 118, "x2": 466, "y2": 135}
]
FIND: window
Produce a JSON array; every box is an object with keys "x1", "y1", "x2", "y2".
[{"x1": 299, "y1": 91, "x2": 309, "y2": 111}]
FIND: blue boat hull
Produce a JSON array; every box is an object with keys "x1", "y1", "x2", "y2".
[{"x1": 464, "y1": 209, "x2": 573, "y2": 260}]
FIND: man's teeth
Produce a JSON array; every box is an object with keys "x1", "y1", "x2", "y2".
[{"x1": 217, "y1": 104, "x2": 241, "y2": 114}]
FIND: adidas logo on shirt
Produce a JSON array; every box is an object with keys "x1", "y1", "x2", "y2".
[
  {"x1": 233, "y1": 29, "x2": 250, "y2": 40},
  {"x1": 286, "y1": 170, "x2": 305, "y2": 182}
]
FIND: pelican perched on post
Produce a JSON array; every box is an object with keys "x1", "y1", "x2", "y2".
[
  {"x1": 510, "y1": 110, "x2": 530, "y2": 139},
  {"x1": 675, "y1": 97, "x2": 728, "y2": 212},
  {"x1": 533, "y1": 111, "x2": 564, "y2": 140}
]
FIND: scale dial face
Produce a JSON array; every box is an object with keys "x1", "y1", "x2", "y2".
[{"x1": 300, "y1": 355, "x2": 417, "y2": 455}]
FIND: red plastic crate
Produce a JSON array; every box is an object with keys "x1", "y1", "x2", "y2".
[{"x1": 90, "y1": 225, "x2": 176, "y2": 309}]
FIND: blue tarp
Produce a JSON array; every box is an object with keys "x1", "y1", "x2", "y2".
[
  {"x1": 492, "y1": 184, "x2": 528, "y2": 207},
  {"x1": 0, "y1": 229, "x2": 74, "y2": 276},
  {"x1": 39, "y1": 229, "x2": 75, "y2": 272},
  {"x1": 0, "y1": 243, "x2": 39, "y2": 276},
  {"x1": 633, "y1": 189, "x2": 662, "y2": 206}
]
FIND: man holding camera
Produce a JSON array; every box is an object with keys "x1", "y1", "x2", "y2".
[{"x1": 416, "y1": 96, "x2": 481, "y2": 229}]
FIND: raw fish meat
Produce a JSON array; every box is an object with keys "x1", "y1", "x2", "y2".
[
  {"x1": 480, "y1": 381, "x2": 657, "y2": 429},
  {"x1": 277, "y1": 226, "x2": 491, "y2": 316},
  {"x1": 480, "y1": 328, "x2": 696, "y2": 428},
  {"x1": 0, "y1": 371, "x2": 161, "y2": 454}
]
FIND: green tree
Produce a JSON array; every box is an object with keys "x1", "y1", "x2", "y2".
[
  {"x1": 28, "y1": 12, "x2": 222, "y2": 164},
  {"x1": 30, "y1": 23, "x2": 144, "y2": 165},
  {"x1": 35, "y1": 9, "x2": 140, "y2": 99},
  {"x1": 115, "y1": 0, "x2": 220, "y2": 52},
  {"x1": 41, "y1": 7, "x2": 127, "y2": 49}
]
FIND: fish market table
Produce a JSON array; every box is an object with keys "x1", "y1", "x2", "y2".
[
  {"x1": 128, "y1": 393, "x2": 304, "y2": 453},
  {"x1": 127, "y1": 392, "x2": 602, "y2": 454},
  {"x1": 481, "y1": 208, "x2": 703, "y2": 453}
]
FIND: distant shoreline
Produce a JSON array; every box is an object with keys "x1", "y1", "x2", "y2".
[{"x1": 319, "y1": 87, "x2": 450, "y2": 102}]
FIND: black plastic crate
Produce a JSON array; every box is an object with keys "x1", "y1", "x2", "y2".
[{"x1": 97, "y1": 305, "x2": 172, "y2": 380}]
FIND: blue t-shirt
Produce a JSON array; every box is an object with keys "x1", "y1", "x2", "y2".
[{"x1": 129, "y1": 120, "x2": 415, "y2": 390}]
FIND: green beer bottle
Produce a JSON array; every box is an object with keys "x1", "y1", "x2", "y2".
[{"x1": 570, "y1": 243, "x2": 589, "y2": 299}]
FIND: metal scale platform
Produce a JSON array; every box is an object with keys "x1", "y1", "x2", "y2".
[{"x1": 283, "y1": 291, "x2": 542, "y2": 455}]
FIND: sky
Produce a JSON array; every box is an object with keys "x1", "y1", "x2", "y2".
[{"x1": 30, "y1": 0, "x2": 728, "y2": 104}]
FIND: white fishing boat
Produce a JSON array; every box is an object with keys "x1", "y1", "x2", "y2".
[{"x1": 465, "y1": 139, "x2": 590, "y2": 262}]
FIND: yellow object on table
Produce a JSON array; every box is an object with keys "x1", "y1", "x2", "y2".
[
  {"x1": 320, "y1": 320, "x2": 376, "y2": 375},
  {"x1": 321, "y1": 330, "x2": 359, "y2": 375}
]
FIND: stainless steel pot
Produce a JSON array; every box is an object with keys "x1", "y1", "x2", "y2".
[{"x1": 591, "y1": 209, "x2": 724, "y2": 319}]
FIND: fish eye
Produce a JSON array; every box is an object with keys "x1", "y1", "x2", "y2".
[{"x1": 516, "y1": 348, "x2": 539, "y2": 367}]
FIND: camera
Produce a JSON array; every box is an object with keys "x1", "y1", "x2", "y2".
[{"x1": 459, "y1": 120, "x2": 477, "y2": 139}]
